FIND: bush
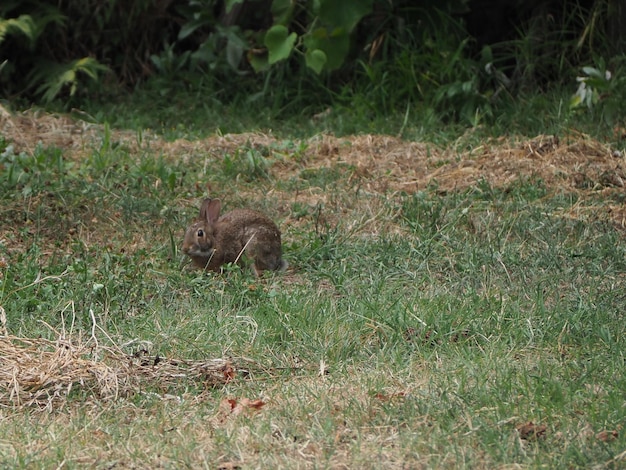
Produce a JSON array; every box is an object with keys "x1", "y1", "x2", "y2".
[{"x1": 1, "y1": 0, "x2": 623, "y2": 126}]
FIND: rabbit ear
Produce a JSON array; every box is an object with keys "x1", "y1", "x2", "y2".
[
  {"x1": 200, "y1": 198, "x2": 221, "y2": 224},
  {"x1": 199, "y1": 198, "x2": 211, "y2": 221}
]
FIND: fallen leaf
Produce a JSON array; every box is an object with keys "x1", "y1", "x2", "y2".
[
  {"x1": 573, "y1": 172, "x2": 594, "y2": 189},
  {"x1": 596, "y1": 430, "x2": 619, "y2": 442},
  {"x1": 528, "y1": 134, "x2": 559, "y2": 155},
  {"x1": 516, "y1": 421, "x2": 547, "y2": 440},
  {"x1": 449, "y1": 330, "x2": 470, "y2": 342},
  {"x1": 403, "y1": 327, "x2": 418, "y2": 340},
  {"x1": 239, "y1": 398, "x2": 266, "y2": 410},
  {"x1": 222, "y1": 364, "x2": 236, "y2": 381},
  {"x1": 220, "y1": 397, "x2": 266, "y2": 417},
  {"x1": 92, "y1": 429, "x2": 109, "y2": 439},
  {"x1": 220, "y1": 398, "x2": 238, "y2": 413}
]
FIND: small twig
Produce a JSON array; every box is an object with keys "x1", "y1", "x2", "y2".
[
  {"x1": 234, "y1": 233, "x2": 256, "y2": 265},
  {"x1": 7, "y1": 269, "x2": 69, "y2": 296},
  {"x1": 0, "y1": 305, "x2": 6, "y2": 336},
  {"x1": 89, "y1": 309, "x2": 99, "y2": 352}
]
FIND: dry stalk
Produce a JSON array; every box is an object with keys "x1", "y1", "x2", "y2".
[{"x1": 0, "y1": 333, "x2": 236, "y2": 410}]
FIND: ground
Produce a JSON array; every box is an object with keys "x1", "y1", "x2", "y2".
[
  {"x1": 1, "y1": 106, "x2": 625, "y2": 468},
  {"x1": 2, "y1": 106, "x2": 624, "y2": 232}
]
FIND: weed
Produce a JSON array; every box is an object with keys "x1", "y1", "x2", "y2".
[{"x1": 222, "y1": 146, "x2": 270, "y2": 181}]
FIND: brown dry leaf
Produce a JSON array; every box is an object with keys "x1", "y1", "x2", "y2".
[
  {"x1": 220, "y1": 398, "x2": 238, "y2": 413},
  {"x1": 220, "y1": 397, "x2": 266, "y2": 417},
  {"x1": 403, "y1": 327, "x2": 418, "y2": 341},
  {"x1": 222, "y1": 364, "x2": 236, "y2": 382},
  {"x1": 516, "y1": 421, "x2": 547, "y2": 440},
  {"x1": 92, "y1": 429, "x2": 109, "y2": 440},
  {"x1": 596, "y1": 430, "x2": 619, "y2": 442},
  {"x1": 239, "y1": 398, "x2": 266, "y2": 410},
  {"x1": 449, "y1": 330, "x2": 470, "y2": 343}
]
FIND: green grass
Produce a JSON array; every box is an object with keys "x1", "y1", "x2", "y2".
[
  {"x1": 0, "y1": 118, "x2": 625, "y2": 469},
  {"x1": 73, "y1": 78, "x2": 625, "y2": 146}
]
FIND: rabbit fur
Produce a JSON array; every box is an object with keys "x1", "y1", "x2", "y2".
[{"x1": 183, "y1": 198, "x2": 287, "y2": 276}]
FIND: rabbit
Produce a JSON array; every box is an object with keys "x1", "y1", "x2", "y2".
[{"x1": 182, "y1": 198, "x2": 287, "y2": 276}]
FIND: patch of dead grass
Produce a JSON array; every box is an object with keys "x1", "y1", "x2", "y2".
[
  {"x1": 0, "y1": 105, "x2": 159, "y2": 160},
  {"x1": 0, "y1": 332, "x2": 236, "y2": 410},
  {"x1": 2, "y1": 106, "x2": 625, "y2": 233},
  {"x1": 3, "y1": 106, "x2": 623, "y2": 195}
]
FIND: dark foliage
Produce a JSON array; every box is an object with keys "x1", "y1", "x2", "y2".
[{"x1": 0, "y1": 0, "x2": 623, "y2": 120}]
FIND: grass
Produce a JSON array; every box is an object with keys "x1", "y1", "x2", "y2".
[
  {"x1": 0, "y1": 109, "x2": 625, "y2": 469},
  {"x1": 73, "y1": 76, "x2": 626, "y2": 146}
]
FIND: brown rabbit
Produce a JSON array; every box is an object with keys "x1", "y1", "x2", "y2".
[{"x1": 182, "y1": 198, "x2": 287, "y2": 276}]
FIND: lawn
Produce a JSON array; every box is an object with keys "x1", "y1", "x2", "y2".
[{"x1": 0, "y1": 106, "x2": 625, "y2": 469}]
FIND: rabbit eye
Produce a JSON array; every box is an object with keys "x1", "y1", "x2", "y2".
[{"x1": 197, "y1": 229, "x2": 204, "y2": 237}]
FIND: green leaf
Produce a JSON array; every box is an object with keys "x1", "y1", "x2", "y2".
[
  {"x1": 581, "y1": 66, "x2": 604, "y2": 79},
  {"x1": 304, "y1": 28, "x2": 350, "y2": 70},
  {"x1": 584, "y1": 77, "x2": 610, "y2": 90},
  {"x1": 0, "y1": 15, "x2": 37, "y2": 45},
  {"x1": 569, "y1": 94, "x2": 582, "y2": 109},
  {"x1": 39, "y1": 69, "x2": 75, "y2": 102},
  {"x1": 248, "y1": 50, "x2": 270, "y2": 72},
  {"x1": 318, "y1": 0, "x2": 373, "y2": 32},
  {"x1": 305, "y1": 49, "x2": 327, "y2": 74},
  {"x1": 226, "y1": 38, "x2": 244, "y2": 71},
  {"x1": 31, "y1": 58, "x2": 109, "y2": 103},
  {"x1": 74, "y1": 57, "x2": 109, "y2": 79},
  {"x1": 225, "y1": 0, "x2": 245, "y2": 14},
  {"x1": 178, "y1": 17, "x2": 211, "y2": 40},
  {"x1": 271, "y1": 0, "x2": 295, "y2": 25},
  {"x1": 264, "y1": 25, "x2": 297, "y2": 64}
]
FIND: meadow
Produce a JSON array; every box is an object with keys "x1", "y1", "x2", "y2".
[{"x1": 0, "y1": 104, "x2": 625, "y2": 469}]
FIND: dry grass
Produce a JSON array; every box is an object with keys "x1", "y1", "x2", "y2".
[
  {"x1": 0, "y1": 105, "x2": 157, "y2": 159},
  {"x1": 0, "y1": 329, "x2": 236, "y2": 410},
  {"x1": 1, "y1": 106, "x2": 625, "y2": 468},
  {"x1": 160, "y1": 131, "x2": 625, "y2": 195},
  {"x1": 2, "y1": 105, "x2": 624, "y2": 230}
]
